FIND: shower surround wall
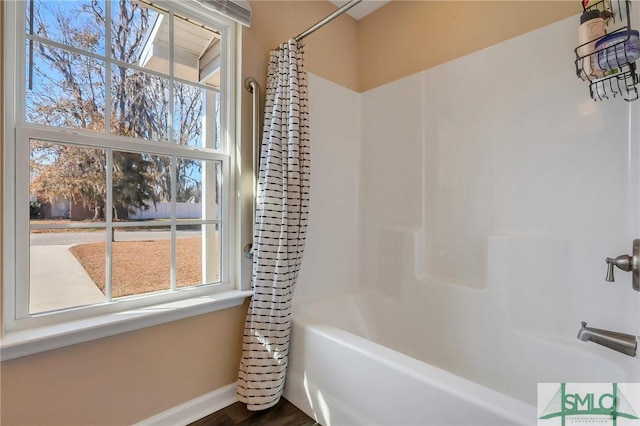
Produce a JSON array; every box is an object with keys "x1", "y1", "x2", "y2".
[{"x1": 298, "y1": 13, "x2": 640, "y2": 405}]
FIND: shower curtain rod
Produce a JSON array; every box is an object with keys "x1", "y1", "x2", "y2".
[{"x1": 294, "y1": 0, "x2": 363, "y2": 41}]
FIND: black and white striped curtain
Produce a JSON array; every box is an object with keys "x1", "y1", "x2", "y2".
[{"x1": 237, "y1": 39, "x2": 310, "y2": 411}]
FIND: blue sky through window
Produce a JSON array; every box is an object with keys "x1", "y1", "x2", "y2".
[{"x1": 27, "y1": 0, "x2": 214, "y2": 212}]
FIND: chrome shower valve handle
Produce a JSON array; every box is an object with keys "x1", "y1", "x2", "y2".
[
  {"x1": 605, "y1": 239, "x2": 640, "y2": 291},
  {"x1": 605, "y1": 255, "x2": 632, "y2": 280}
]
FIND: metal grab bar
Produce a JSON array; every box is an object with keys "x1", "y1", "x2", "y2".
[{"x1": 243, "y1": 77, "x2": 261, "y2": 259}]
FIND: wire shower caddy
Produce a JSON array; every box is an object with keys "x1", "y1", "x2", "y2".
[{"x1": 573, "y1": 0, "x2": 639, "y2": 101}]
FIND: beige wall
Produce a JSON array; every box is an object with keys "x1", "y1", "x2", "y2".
[
  {"x1": 357, "y1": 1, "x2": 580, "y2": 92},
  {"x1": 0, "y1": 1, "x2": 359, "y2": 425},
  {"x1": 0, "y1": 0, "x2": 4, "y2": 330},
  {"x1": 0, "y1": 0, "x2": 253, "y2": 423},
  {"x1": 1, "y1": 305, "x2": 248, "y2": 425},
  {"x1": 241, "y1": 1, "x2": 581, "y2": 94},
  {"x1": 1, "y1": 1, "x2": 580, "y2": 425},
  {"x1": 243, "y1": 0, "x2": 359, "y2": 92}
]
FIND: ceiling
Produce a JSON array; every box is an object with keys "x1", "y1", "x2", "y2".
[{"x1": 329, "y1": 0, "x2": 389, "y2": 20}]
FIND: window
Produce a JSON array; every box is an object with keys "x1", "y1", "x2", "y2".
[{"x1": 3, "y1": 0, "x2": 240, "y2": 335}]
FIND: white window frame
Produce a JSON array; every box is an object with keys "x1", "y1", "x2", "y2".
[{"x1": 2, "y1": 0, "x2": 250, "y2": 360}]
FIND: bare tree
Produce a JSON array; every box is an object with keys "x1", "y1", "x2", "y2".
[{"x1": 28, "y1": 0, "x2": 209, "y2": 218}]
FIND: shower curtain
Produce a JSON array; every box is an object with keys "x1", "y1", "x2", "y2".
[{"x1": 237, "y1": 39, "x2": 310, "y2": 411}]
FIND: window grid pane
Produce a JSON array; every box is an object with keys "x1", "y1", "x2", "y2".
[
  {"x1": 176, "y1": 224, "x2": 203, "y2": 288},
  {"x1": 111, "y1": 1, "x2": 168, "y2": 74},
  {"x1": 28, "y1": 0, "x2": 107, "y2": 55},
  {"x1": 24, "y1": 0, "x2": 223, "y2": 147},
  {"x1": 26, "y1": 41, "x2": 106, "y2": 132},
  {"x1": 29, "y1": 228, "x2": 107, "y2": 314},
  {"x1": 28, "y1": 136, "x2": 223, "y2": 312},
  {"x1": 110, "y1": 65, "x2": 170, "y2": 141},
  {"x1": 111, "y1": 225, "x2": 172, "y2": 298},
  {"x1": 15, "y1": 0, "x2": 232, "y2": 324}
]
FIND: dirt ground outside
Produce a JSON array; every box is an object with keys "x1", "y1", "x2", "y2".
[{"x1": 69, "y1": 237, "x2": 219, "y2": 298}]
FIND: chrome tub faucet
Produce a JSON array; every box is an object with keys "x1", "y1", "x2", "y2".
[{"x1": 577, "y1": 322, "x2": 638, "y2": 358}]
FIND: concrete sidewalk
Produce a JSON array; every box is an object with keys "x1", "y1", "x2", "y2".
[{"x1": 30, "y1": 245, "x2": 105, "y2": 313}]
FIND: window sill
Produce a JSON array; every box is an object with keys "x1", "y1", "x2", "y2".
[{"x1": 0, "y1": 290, "x2": 252, "y2": 361}]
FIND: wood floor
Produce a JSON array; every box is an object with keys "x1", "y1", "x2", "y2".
[{"x1": 188, "y1": 398, "x2": 319, "y2": 426}]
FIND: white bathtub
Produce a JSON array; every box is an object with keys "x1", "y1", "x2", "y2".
[{"x1": 283, "y1": 293, "x2": 632, "y2": 426}]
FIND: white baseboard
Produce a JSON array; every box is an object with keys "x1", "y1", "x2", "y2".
[{"x1": 134, "y1": 383, "x2": 238, "y2": 426}]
